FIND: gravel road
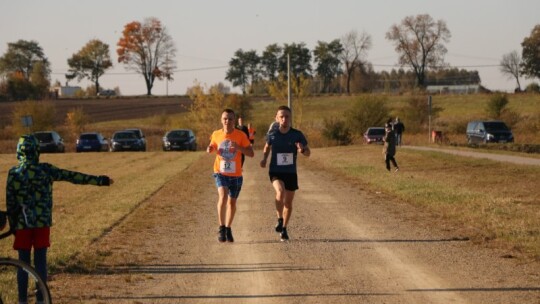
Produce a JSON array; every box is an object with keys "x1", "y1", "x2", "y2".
[
  {"x1": 50, "y1": 152, "x2": 540, "y2": 303},
  {"x1": 402, "y1": 146, "x2": 540, "y2": 166}
]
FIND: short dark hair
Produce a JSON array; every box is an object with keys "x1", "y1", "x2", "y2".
[
  {"x1": 277, "y1": 105, "x2": 291, "y2": 113},
  {"x1": 223, "y1": 108, "x2": 236, "y2": 117}
]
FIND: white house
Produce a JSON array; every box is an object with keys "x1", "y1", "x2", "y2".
[{"x1": 52, "y1": 86, "x2": 82, "y2": 98}]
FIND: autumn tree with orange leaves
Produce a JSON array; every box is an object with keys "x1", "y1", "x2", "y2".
[{"x1": 117, "y1": 17, "x2": 176, "y2": 95}]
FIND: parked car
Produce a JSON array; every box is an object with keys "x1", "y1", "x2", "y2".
[
  {"x1": 33, "y1": 131, "x2": 65, "y2": 153},
  {"x1": 466, "y1": 120, "x2": 514, "y2": 144},
  {"x1": 110, "y1": 131, "x2": 145, "y2": 152},
  {"x1": 76, "y1": 132, "x2": 109, "y2": 152},
  {"x1": 162, "y1": 129, "x2": 197, "y2": 151},
  {"x1": 363, "y1": 127, "x2": 385, "y2": 144},
  {"x1": 97, "y1": 89, "x2": 116, "y2": 97},
  {"x1": 124, "y1": 128, "x2": 146, "y2": 151}
]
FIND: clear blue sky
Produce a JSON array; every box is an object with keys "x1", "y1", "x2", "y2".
[{"x1": 1, "y1": 0, "x2": 538, "y2": 95}]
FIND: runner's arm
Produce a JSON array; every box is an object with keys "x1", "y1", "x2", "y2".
[
  {"x1": 239, "y1": 144, "x2": 254, "y2": 157},
  {"x1": 296, "y1": 142, "x2": 311, "y2": 157},
  {"x1": 300, "y1": 145, "x2": 311, "y2": 157},
  {"x1": 260, "y1": 143, "x2": 271, "y2": 168}
]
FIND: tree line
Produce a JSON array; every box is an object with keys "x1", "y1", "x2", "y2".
[
  {"x1": 1, "y1": 15, "x2": 539, "y2": 101},
  {"x1": 0, "y1": 17, "x2": 174, "y2": 100}
]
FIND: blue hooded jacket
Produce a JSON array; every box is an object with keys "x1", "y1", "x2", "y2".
[{"x1": 6, "y1": 134, "x2": 110, "y2": 229}]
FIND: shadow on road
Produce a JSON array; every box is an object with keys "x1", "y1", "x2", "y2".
[
  {"x1": 63, "y1": 262, "x2": 322, "y2": 275},
  {"x1": 83, "y1": 292, "x2": 396, "y2": 301},
  {"x1": 408, "y1": 287, "x2": 540, "y2": 292},
  {"x1": 243, "y1": 237, "x2": 470, "y2": 244}
]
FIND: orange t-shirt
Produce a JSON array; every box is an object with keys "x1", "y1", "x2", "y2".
[
  {"x1": 209, "y1": 129, "x2": 250, "y2": 176},
  {"x1": 248, "y1": 127, "x2": 256, "y2": 140}
]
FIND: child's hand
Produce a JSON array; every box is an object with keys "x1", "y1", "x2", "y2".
[{"x1": 0, "y1": 212, "x2": 6, "y2": 231}]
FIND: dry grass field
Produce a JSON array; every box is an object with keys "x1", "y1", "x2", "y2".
[
  {"x1": 0, "y1": 151, "x2": 202, "y2": 265},
  {"x1": 305, "y1": 145, "x2": 540, "y2": 260},
  {"x1": 0, "y1": 96, "x2": 191, "y2": 125},
  {"x1": 0, "y1": 93, "x2": 539, "y2": 263},
  {"x1": 0, "y1": 93, "x2": 539, "y2": 153},
  {"x1": 0, "y1": 93, "x2": 539, "y2": 301}
]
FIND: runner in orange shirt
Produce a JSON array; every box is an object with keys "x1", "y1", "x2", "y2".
[
  {"x1": 247, "y1": 123, "x2": 256, "y2": 145},
  {"x1": 207, "y1": 109, "x2": 254, "y2": 242}
]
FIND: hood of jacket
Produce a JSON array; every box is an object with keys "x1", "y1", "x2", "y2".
[{"x1": 16, "y1": 134, "x2": 40, "y2": 165}]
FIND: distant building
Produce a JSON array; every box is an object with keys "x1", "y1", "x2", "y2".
[
  {"x1": 426, "y1": 84, "x2": 480, "y2": 94},
  {"x1": 51, "y1": 86, "x2": 82, "y2": 98}
]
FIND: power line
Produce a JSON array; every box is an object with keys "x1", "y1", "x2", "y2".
[
  {"x1": 51, "y1": 65, "x2": 229, "y2": 75},
  {"x1": 370, "y1": 63, "x2": 502, "y2": 69},
  {"x1": 49, "y1": 59, "x2": 504, "y2": 77}
]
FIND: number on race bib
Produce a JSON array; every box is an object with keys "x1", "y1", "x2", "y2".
[
  {"x1": 220, "y1": 160, "x2": 236, "y2": 173},
  {"x1": 277, "y1": 153, "x2": 294, "y2": 166}
]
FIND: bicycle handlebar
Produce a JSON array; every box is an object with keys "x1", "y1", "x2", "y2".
[{"x1": 0, "y1": 210, "x2": 14, "y2": 240}]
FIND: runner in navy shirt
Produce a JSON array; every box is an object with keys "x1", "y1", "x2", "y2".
[{"x1": 260, "y1": 105, "x2": 310, "y2": 241}]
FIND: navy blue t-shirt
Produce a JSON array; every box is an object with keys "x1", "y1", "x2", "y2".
[{"x1": 267, "y1": 128, "x2": 308, "y2": 173}]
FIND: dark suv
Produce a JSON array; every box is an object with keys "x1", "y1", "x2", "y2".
[
  {"x1": 34, "y1": 131, "x2": 65, "y2": 153},
  {"x1": 110, "y1": 131, "x2": 145, "y2": 152},
  {"x1": 162, "y1": 129, "x2": 197, "y2": 151},
  {"x1": 466, "y1": 120, "x2": 514, "y2": 144},
  {"x1": 124, "y1": 128, "x2": 146, "y2": 151}
]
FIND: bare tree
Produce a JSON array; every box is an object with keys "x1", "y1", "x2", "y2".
[
  {"x1": 500, "y1": 51, "x2": 522, "y2": 91},
  {"x1": 339, "y1": 30, "x2": 372, "y2": 94},
  {"x1": 386, "y1": 14, "x2": 451, "y2": 88},
  {"x1": 117, "y1": 17, "x2": 177, "y2": 95}
]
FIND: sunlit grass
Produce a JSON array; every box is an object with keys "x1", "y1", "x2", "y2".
[
  {"x1": 305, "y1": 145, "x2": 540, "y2": 260},
  {"x1": 1, "y1": 92, "x2": 538, "y2": 266},
  {"x1": 0, "y1": 151, "x2": 203, "y2": 267},
  {"x1": 250, "y1": 93, "x2": 540, "y2": 147}
]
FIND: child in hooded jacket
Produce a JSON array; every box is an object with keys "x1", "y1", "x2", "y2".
[{"x1": 6, "y1": 134, "x2": 113, "y2": 303}]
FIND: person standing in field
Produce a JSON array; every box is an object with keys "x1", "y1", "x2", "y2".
[
  {"x1": 393, "y1": 117, "x2": 405, "y2": 146},
  {"x1": 208, "y1": 109, "x2": 254, "y2": 243},
  {"x1": 236, "y1": 116, "x2": 250, "y2": 167},
  {"x1": 6, "y1": 134, "x2": 113, "y2": 304},
  {"x1": 383, "y1": 123, "x2": 399, "y2": 172},
  {"x1": 260, "y1": 105, "x2": 310, "y2": 241}
]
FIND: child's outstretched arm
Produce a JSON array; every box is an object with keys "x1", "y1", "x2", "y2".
[{"x1": 47, "y1": 164, "x2": 112, "y2": 186}]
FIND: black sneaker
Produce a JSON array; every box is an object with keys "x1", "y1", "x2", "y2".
[
  {"x1": 226, "y1": 227, "x2": 234, "y2": 242},
  {"x1": 218, "y1": 225, "x2": 226, "y2": 243},
  {"x1": 280, "y1": 228, "x2": 289, "y2": 241},
  {"x1": 275, "y1": 218, "x2": 283, "y2": 233}
]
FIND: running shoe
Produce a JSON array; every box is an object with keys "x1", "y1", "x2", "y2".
[
  {"x1": 395, "y1": 167, "x2": 399, "y2": 172},
  {"x1": 280, "y1": 227, "x2": 289, "y2": 241},
  {"x1": 226, "y1": 227, "x2": 234, "y2": 242},
  {"x1": 218, "y1": 225, "x2": 226, "y2": 243},
  {"x1": 275, "y1": 218, "x2": 283, "y2": 233}
]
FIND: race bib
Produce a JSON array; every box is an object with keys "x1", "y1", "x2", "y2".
[
  {"x1": 219, "y1": 160, "x2": 236, "y2": 173},
  {"x1": 277, "y1": 153, "x2": 294, "y2": 166}
]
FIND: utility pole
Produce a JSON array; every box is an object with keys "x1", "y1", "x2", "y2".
[
  {"x1": 287, "y1": 53, "x2": 292, "y2": 126},
  {"x1": 428, "y1": 95, "x2": 432, "y2": 142}
]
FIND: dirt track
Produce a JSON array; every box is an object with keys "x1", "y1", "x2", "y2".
[
  {"x1": 403, "y1": 146, "x2": 540, "y2": 166},
  {"x1": 50, "y1": 152, "x2": 540, "y2": 303},
  {"x1": 0, "y1": 97, "x2": 192, "y2": 126}
]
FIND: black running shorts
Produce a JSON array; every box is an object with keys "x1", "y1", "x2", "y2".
[{"x1": 269, "y1": 172, "x2": 298, "y2": 191}]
